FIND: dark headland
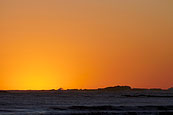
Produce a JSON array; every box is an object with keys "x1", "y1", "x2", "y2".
[{"x1": 64, "y1": 85, "x2": 173, "y2": 92}]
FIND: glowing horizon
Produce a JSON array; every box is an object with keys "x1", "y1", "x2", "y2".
[{"x1": 0, "y1": 0, "x2": 173, "y2": 90}]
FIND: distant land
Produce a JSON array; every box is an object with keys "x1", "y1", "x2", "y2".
[
  {"x1": 1, "y1": 85, "x2": 173, "y2": 92},
  {"x1": 63, "y1": 86, "x2": 173, "y2": 92}
]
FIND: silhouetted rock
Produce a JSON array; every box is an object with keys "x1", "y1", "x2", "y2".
[
  {"x1": 67, "y1": 89, "x2": 79, "y2": 91},
  {"x1": 168, "y1": 87, "x2": 173, "y2": 91},
  {"x1": 57, "y1": 88, "x2": 64, "y2": 91},
  {"x1": 98, "y1": 86, "x2": 131, "y2": 91},
  {"x1": 132, "y1": 88, "x2": 148, "y2": 91},
  {"x1": 149, "y1": 88, "x2": 162, "y2": 91}
]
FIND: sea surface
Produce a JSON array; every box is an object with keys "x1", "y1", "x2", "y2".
[{"x1": 0, "y1": 90, "x2": 173, "y2": 115}]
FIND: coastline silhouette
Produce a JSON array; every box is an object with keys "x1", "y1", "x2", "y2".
[
  {"x1": 52, "y1": 85, "x2": 172, "y2": 92},
  {"x1": 1, "y1": 85, "x2": 171, "y2": 92}
]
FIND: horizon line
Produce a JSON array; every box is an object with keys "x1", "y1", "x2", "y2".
[{"x1": 0, "y1": 85, "x2": 173, "y2": 91}]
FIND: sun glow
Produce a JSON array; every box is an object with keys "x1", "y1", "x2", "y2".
[
  {"x1": 5, "y1": 61, "x2": 58, "y2": 90},
  {"x1": 1, "y1": 0, "x2": 173, "y2": 90}
]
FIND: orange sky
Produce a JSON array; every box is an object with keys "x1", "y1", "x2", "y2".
[{"x1": 0, "y1": 0, "x2": 173, "y2": 90}]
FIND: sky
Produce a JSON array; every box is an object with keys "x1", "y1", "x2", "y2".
[{"x1": 0, "y1": 0, "x2": 173, "y2": 90}]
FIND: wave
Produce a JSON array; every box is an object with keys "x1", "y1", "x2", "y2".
[
  {"x1": 50, "y1": 105, "x2": 173, "y2": 111},
  {"x1": 122, "y1": 94, "x2": 173, "y2": 98}
]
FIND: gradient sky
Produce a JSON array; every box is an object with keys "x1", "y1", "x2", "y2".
[{"x1": 0, "y1": 0, "x2": 173, "y2": 90}]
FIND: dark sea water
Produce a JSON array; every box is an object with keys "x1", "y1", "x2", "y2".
[{"x1": 0, "y1": 90, "x2": 173, "y2": 115}]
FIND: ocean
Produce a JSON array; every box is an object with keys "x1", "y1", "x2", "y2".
[{"x1": 0, "y1": 90, "x2": 173, "y2": 115}]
